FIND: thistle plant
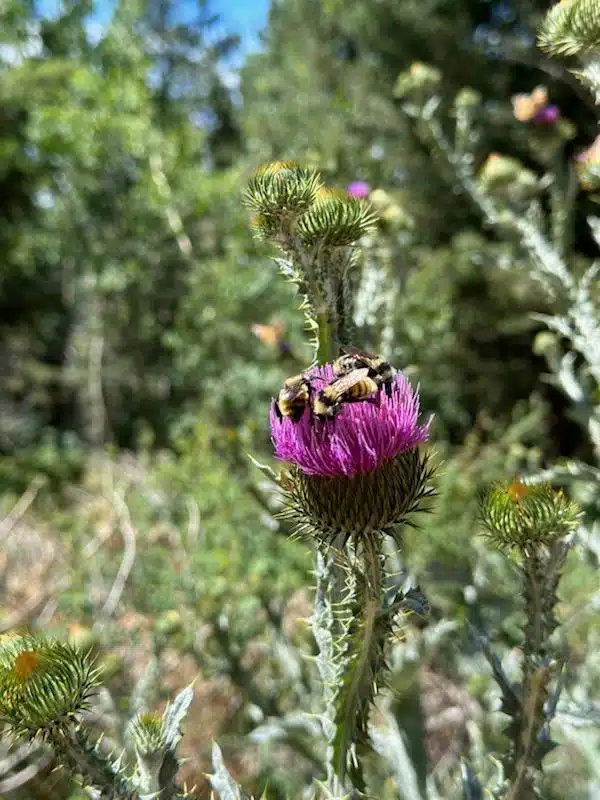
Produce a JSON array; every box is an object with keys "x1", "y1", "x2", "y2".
[
  {"x1": 245, "y1": 162, "x2": 437, "y2": 793},
  {"x1": 0, "y1": 631, "x2": 194, "y2": 798},
  {"x1": 475, "y1": 482, "x2": 581, "y2": 799},
  {"x1": 3, "y1": 5, "x2": 599, "y2": 793}
]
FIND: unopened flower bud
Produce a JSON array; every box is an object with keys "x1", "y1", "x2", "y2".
[
  {"x1": 0, "y1": 633, "x2": 100, "y2": 739},
  {"x1": 480, "y1": 481, "x2": 581, "y2": 550}
]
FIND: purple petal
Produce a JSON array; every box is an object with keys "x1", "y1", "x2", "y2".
[
  {"x1": 270, "y1": 364, "x2": 430, "y2": 477},
  {"x1": 532, "y1": 105, "x2": 560, "y2": 125},
  {"x1": 347, "y1": 181, "x2": 370, "y2": 199}
]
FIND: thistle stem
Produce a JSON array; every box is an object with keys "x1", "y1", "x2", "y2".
[
  {"x1": 48, "y1": 726, "x2": 137, "y2": 799},
  {"x1": 316, "y1": 308, "x2": 337, "y2": 365},
  {"x1": 507, "y1": 666, "x2": 551, "y2": 800},
  {"x1": 332, "y1": 534, "x2": 386, "y2": 790}
]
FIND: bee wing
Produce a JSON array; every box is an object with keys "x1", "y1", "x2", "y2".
[
  {"x1": 325, "y1": 368, "x2": 371, "y2": 399},
  {"x1": 339, "y1": 343, "x2": 380, "y2": 367}
]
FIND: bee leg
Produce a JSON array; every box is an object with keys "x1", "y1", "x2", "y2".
[
  {"x1": 274, "y1": 402, "x2": 283, "y2": 420},
  {"x1": 384, "y1": 382, "x2": 393, "y2": 399}
]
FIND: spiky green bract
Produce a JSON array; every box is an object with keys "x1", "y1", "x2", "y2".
[
  {"x1": 332, "y1": 535, "x2": 392, "y2": 791},
  {"x1": 538, "y1": 0, "x2": 600, "y2": 56},
  {"x1": 479, "y1": 481, "x2": 581, "y2": 550},
  {"x1": 278, "y1": 449, "x2": 435, "y2": 549},
  {"x1": 128, "y1": 711, "x2": 166, "y2": 757},
  {"x1": 296, "y1": 189, "x2": 378, "y2": 247},
  {"x1": 0, "y1": 632, "x2": 100, "y2": 740},
  {"x1": 242, "y1": 160, "x2": 323, "y2": 232}
]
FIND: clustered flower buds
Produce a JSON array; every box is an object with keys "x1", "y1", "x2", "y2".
[{"x1": 243, "y1": 161, "x2": 378, "y2": 356}]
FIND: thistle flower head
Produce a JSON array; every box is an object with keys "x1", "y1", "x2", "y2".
[
  {"x1": 394, "y1": 62, "x2": 442, "y2": 98},
  {"x1": 270, "y1": 364, "x2": 430, "y2": 478},
  {"x1": 574, "y1": 134, "x2": 600, "y2": 190},
  {"x1": 243, "y1": 161, "x2": 323, "y2": 229},
  {"x1": 347, "y1": 180, "x2": 370, "y2": 198},
  {"x1": 480, "y1": 481, "x2": 581, "y2": 550},
  {"x1": 128, "y1": 711, "x2": 166, "y2": 756},
  {"x1": 271, "y1": 363, "x2": 433, "y2": 545},
  {"x1": 533, "y1": 104, "x2": 560, "y2": 125},
  {"x1": 538, "y1": 0, "x2": 600, "y2": 56},
  {"x1": 0, "y1": 633, "x2": 100, "y2": 740},
  {"x1": 296, "y1": 188, "x2": 377, "y2": 246}
]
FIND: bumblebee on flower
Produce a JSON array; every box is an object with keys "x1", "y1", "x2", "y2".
[{"x1": 270, "y1": 351, "x2": 434, "y2": 547}]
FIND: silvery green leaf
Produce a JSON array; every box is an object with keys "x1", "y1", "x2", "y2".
[
  {"x1": 207, "y1": 742, "x2": 244, "y2": 800},
  {"x1": 163, "y1": 686, "x2": 194, "y2": 750},
  {"x1": 370, "y1": 714, "x2": 425, "y2": 800},
  {"x1": 247, "y1": 452, "x2": 278, "y2": 481},
  {"x1": 589, "y1": 217, "x2": 600, "y2": 248}
]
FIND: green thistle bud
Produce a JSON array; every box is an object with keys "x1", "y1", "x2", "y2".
[
  {"x1": 128, "y1": 711, "x2": 166, "y2": 757},
  {"x1": 154, "y1": 609, "x2": 183, "y2": 638},
  {"x1": 279, "y1": 449, "x2": 434, "y2": 548},
  {"x1": 538, "y1": 0, "x2": 600, "y2": 56},
  {"x1": 296, "y1": 187, "x2": 378, "y2": 246},
  {"x1": 480, "y1": 481, "x2": 581, "y2": 550},
  {"x1": 478, "y1": 153, "x2": 538, "y2": 200},
  {"x1": 574, "y1": 135, "x2": 600, "y2": 191},
  {"x1": 394, "y1": 62, "x2": 442, "y2": 98},
  {"x1": 0, "y1": 633, "x2": 100, "y2": 740},
  {"x1": 455, "y1": 88, "x2": 482, "y2": 108},
  {"x1": 242, "y1": 161, "x2": 323, "y2": 227}
]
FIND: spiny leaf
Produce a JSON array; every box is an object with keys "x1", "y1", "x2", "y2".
[
  {"x1": 207, "y1": 742, "x2": 244, "y2": 800},
  {"x1": 332, "y1": 566, "x2": 390, "y2": 786}
]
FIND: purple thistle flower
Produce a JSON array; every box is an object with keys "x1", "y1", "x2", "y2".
[
  {"x1": 270, "y1": 364, "x2": 430, "y2": 478},
  {"x1": 532, "y1": 104, "x2": 560, "y2": 125},
  {"x1": 347, "y1": 181, "x2": 370, "y2": 199}
]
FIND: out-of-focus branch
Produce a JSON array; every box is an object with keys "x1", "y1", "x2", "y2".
[
  {"x1": 149, "y1": 153, "x2": 193, "y2": 260},
  {"x1": 0, "y1": 475, "x2": 46, "y2": 546}
]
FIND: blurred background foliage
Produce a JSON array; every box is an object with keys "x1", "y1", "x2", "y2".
[{"x1": 2, "y1": 0, "x2": 600, "y2": 797}]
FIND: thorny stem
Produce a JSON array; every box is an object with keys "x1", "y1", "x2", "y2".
[
  {"x1": 504, "y1": 541, "x2": 568, "y2": 798},
  {"x1": 507, "y1": 665, "x2": 551, "y2": 800},
  {"x1": 48, "y1": 726, "x2": 137, "y2": 799},
  {"x1": 333, "y1": 534, "x2": 385, "y2": 789}
]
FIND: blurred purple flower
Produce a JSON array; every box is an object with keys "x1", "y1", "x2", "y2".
[
  {"x1": 532, "y1": 104, "x2": 560, "y2": 125},
  {"x1": 347, "y1": 181, "x2": 370, "y2": 198},
  {"x1": 270, "y1": 364, "x2": 430, "y2": 477}
]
